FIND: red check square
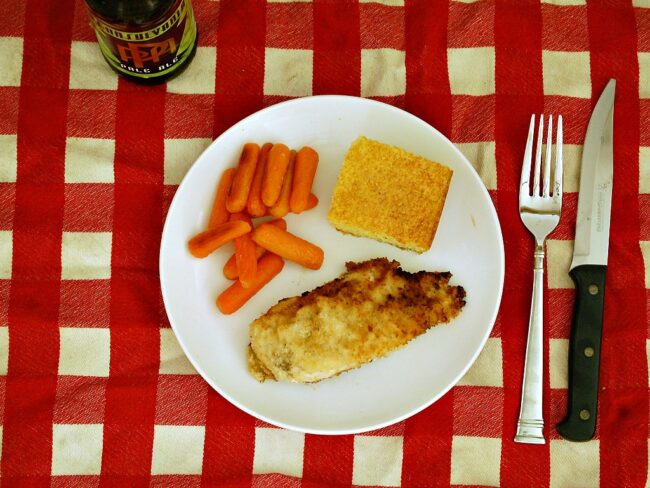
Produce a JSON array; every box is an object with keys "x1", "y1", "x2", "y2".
[
  {"x1": 451, "y1": 95, "x2": 495, "y2": 142},
  {"x1": 641, "y1": 100, "x2": 650, "y2": 146},
  {"x1": 448, "y1": 0, "x2": 495, "y2": 48},
  {"x1": 544, "y1": 96, "x2": 592, "y2": 145},
  {"x1": 0, "y1": 281, "x2": 7, "y2": 326},
  {"x1": 542, "y1": 5, "x2": 589, "y2": 51},
  {"x1": 548, "y1": 289, "x2": 574, "y2": 339},
  {"x1": 0, "y1": 184, "x2": 15, "y2": 230},
  {"x1": 0, "y1": 0, "x2": 25, "y2": 36},
  {"x1": 53, "y1": 376, "x2": 107, "y2": 424},
  {"x1": 162, "y1": 186, "x2": 176, "y2": 223},
  {"x1": 63, "y1": 184, "x2": 114, "y2": 232},
  {"x1": 51, "y1": 476, "x2": 101, "y2": 488},
  {"x1": 360, "y1": 4, "x2": 405, "y2": 50},
  {"x1": 453, "y1": 386, "x2": 503, "y2": 437},
  {"x1": 641, "y1": 195, "x2": 650, "y2": 241},
  {"x1": 59, "y1": 281, "x2": 111, "y2": 328},
  {"x1": 164, "y1": 94, "x2": 214, "y2": 138},
  {"x1": 194, "y1": 0, "x2": 219, "y2": 46},
  {"x1": 150, "y1": 475, "x2": 202, "y2": 488},
  {"x1": 362, "y1": 421, "x2": 405, "y2": 437},
  {"x1": 72, "y1": 0, "x2": 95, "y2": 42},
  {"x1": 637, "y1": 9, "x2": 650, "y2": 52},
  {"x1": 0, "y1": 87, "x2": 19, "y2": 134},
  {"x1": 67, "y1": 90, "x2": 117, "y2": 139},
  {"x1": 155, "y1": 376, "x2": 208, "y2": 425},
  {"x1": 266, "y1": 3, "x2": 314, "y2": 50},
  {"x1": 0, "y1": 376, "x2": 5, "y2": 424},
  {"x1": 549, "y1": 388, "x2": 569, "y2": 441}
]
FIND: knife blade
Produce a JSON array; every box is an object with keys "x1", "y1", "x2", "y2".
[{"x1": 556, "y1": 79, "x2": 615, "y2": 442}]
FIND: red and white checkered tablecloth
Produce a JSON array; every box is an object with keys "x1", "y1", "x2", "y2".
[{"x1": 0, "y1": 0, "x2": 648, "y2": 486}]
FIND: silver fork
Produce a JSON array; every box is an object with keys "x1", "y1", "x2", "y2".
[{"x1": 514, "y1": 114, "x2": 563, "y2": 444}]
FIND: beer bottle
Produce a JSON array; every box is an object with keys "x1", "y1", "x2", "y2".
[{"x1": 85, "y1": 0, "x2": 198, "y2": 84}]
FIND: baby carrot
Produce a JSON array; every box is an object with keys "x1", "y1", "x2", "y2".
[
  {"x1": 226, "y1": 143, "x2": 260, "y2": 213},
  {"x1": 229, "y1": 212, "x2": 257, "y2": 288},
  {"x1": 188, "y1": 220, "x2": 251, "y2": 258},
  {"x1": 208, "y1": 168, "x2": 235, "y2": 228},
  {"x1": 252, "y1": 223, "x2": 324, "y2": 270},
  {"x1": 216, "y1": 253, "x2": 285, "y2": 314},
  {"x1": 269, "y1": 150, "x2": 296, "y2": 218},
  {"x1": 224, "y1": 243, "x2": 266, "y2": 280},
  {"x1": 223, "y1": 219, "x2": 287, "y2": 279},
  {"x1": 290, "y1": 146, "x2": 319, "y2": 214},
  {"x1": 247, "y1": 143, "x2": 272, "y2": 217},
  {"x1": 261, "y1": 143, "x2": 291, "y2": 207},
  {"x1": 304, "y1": 193, "x2": 318, "y2": 211}
]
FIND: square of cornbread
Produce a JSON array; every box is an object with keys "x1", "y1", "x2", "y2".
[{"x1": 328, "y1": 136, "x2": 453, "y2": 253}]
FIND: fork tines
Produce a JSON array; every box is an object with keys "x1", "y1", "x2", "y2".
[{"x1": 520, "y1": 114, "x2": 563, "y2": 201}]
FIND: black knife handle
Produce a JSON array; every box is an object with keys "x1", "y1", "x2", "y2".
[{"x1": 556, "y1": 264, "x2": 607, "y2": 442}]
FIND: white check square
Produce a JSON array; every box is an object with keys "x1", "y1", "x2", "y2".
[
  {"x1": 65, "y1": 137, "x2": 115, "y2": 184},
  {"x1": 0, "y1": 326, "x2": 8, "y2": 375},
  {"x1": 0, "y1": 230, "x2": 12, "y2": 279},
  {"x1": 61, "y1": 232, "x2": 112, "y2": 280},
  {"x1": 352, "y1": 436, "x2": 403, "y2": 486},
  {"x1": 541, "y1": 0, "x2": 585, "y2": 4},
  {"x1": 69, "y1": 41, "x2": 118, "y2": 90},
  {"x1": 58, "y1": 328, "x2": 110, "y2": 377},
  {"x1": 646, "y1": 340, "x2": 650, "y2": 387},
  {"x1": 361, "y1": 48, "x2": 406, "y2": 98},
  {"x1": 641, "y1": 241, "x2": 650, "y2": 289},
  {"x1": 542, "y1": 51, "x2": 591, "y2": 98},
  {"x1": 458, "y1": 337, "x2": 503, "y2": 387},
  {"x1": 640, "y1": 53, "x2": 650, "y2": 99},
  {"x1": 164, "y1": 138, "x2": 212, "y2": 186},
  {"x1": 151, "y1": 425, "x2": 206, "y2": 474},
  {"x1": 563, "y1": 144, "x2": 582, "y2": 193},
  {"x1": 547, "y1": 239, "x2": 574, "y2": 289},
  {"x1": 455, "y1": 141, "x2": 497, "y2": 190},
  {"x1": 550, "y1": 439, "x2": 599, "y2": 488},
  {"x1": 640, "y1": 147, "x2": 650, "y2": 193},
  {"x1": 253, "y1": 427, "x2": 305, "y2": 478},
  {"x1": 549, "y1": 338, "x2": 569, "y2": 389},
  {"x1": 0, "y1": 134, "x2": 17, "y2": 182},
  {"x1": 160, "y1": 328, "x2": 196, "y2": 375},
  {"x1": 448, "y1": 47, "x2": 495, "y2": 96},
  {"x1": 264, "y1": 48, "x2": 313, "y2": 97},
  {"x1": 52, "y1": 424, "x2": 103, "y2": 475},
  {"x1": 451, "y1": 436, "x2": 501, "y2": 486},
  {"x1": 167, "y1": 46, "x2": 216, "y2": 94},
  {"x1": 0, "y1": 37, "x2": 23, "y2": 86}
]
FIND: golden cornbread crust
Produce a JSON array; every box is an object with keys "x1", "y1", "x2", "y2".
[{"x1": 328, "y1": 136, "x2": 453, "y2": 253}]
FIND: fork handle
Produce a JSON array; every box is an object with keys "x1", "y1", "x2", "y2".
[{"x1": 515, "y1": 244, "x2": 546, "y2": 444}]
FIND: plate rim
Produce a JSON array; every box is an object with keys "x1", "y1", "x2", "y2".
[{"x1": 160, "y1": 94, "x2": 505, "y2": 435}]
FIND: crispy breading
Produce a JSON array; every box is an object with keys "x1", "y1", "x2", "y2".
[{"x1": 248, "y1": 258, "x2": 466, "y2": 383}]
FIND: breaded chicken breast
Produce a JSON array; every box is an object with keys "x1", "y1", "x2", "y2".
[{"x1": 248, "y1": 258, "x2": 466, "y2": 383}]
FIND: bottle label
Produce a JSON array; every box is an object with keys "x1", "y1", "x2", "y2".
[{"x1": 89, "y1": 0, "x2": 197, "y2": 79}]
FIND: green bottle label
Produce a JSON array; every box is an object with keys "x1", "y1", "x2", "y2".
[{"x1": 89, "y1": 0, "x2": 197, "y2": 79}]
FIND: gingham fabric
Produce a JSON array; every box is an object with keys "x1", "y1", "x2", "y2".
[{"x1": 0, "y1": 0, "x2": 648, "y2": 486}]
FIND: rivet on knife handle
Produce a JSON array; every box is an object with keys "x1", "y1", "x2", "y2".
[{"x1": 556, "y1": 264, "x2": 606, "y2": 441}]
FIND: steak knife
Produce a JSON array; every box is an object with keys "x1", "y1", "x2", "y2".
[{"x1": 556, "y1": 79, "x2": 615, "y2": 441}]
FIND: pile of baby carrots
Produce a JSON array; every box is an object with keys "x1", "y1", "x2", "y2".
[{"x1": 187, "y1": 142, "x2": 323, "y2": 315}]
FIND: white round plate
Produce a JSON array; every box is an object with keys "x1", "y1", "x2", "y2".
[{"x1": 160, "y1": 95, "x2": 504, "y2": 435}]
